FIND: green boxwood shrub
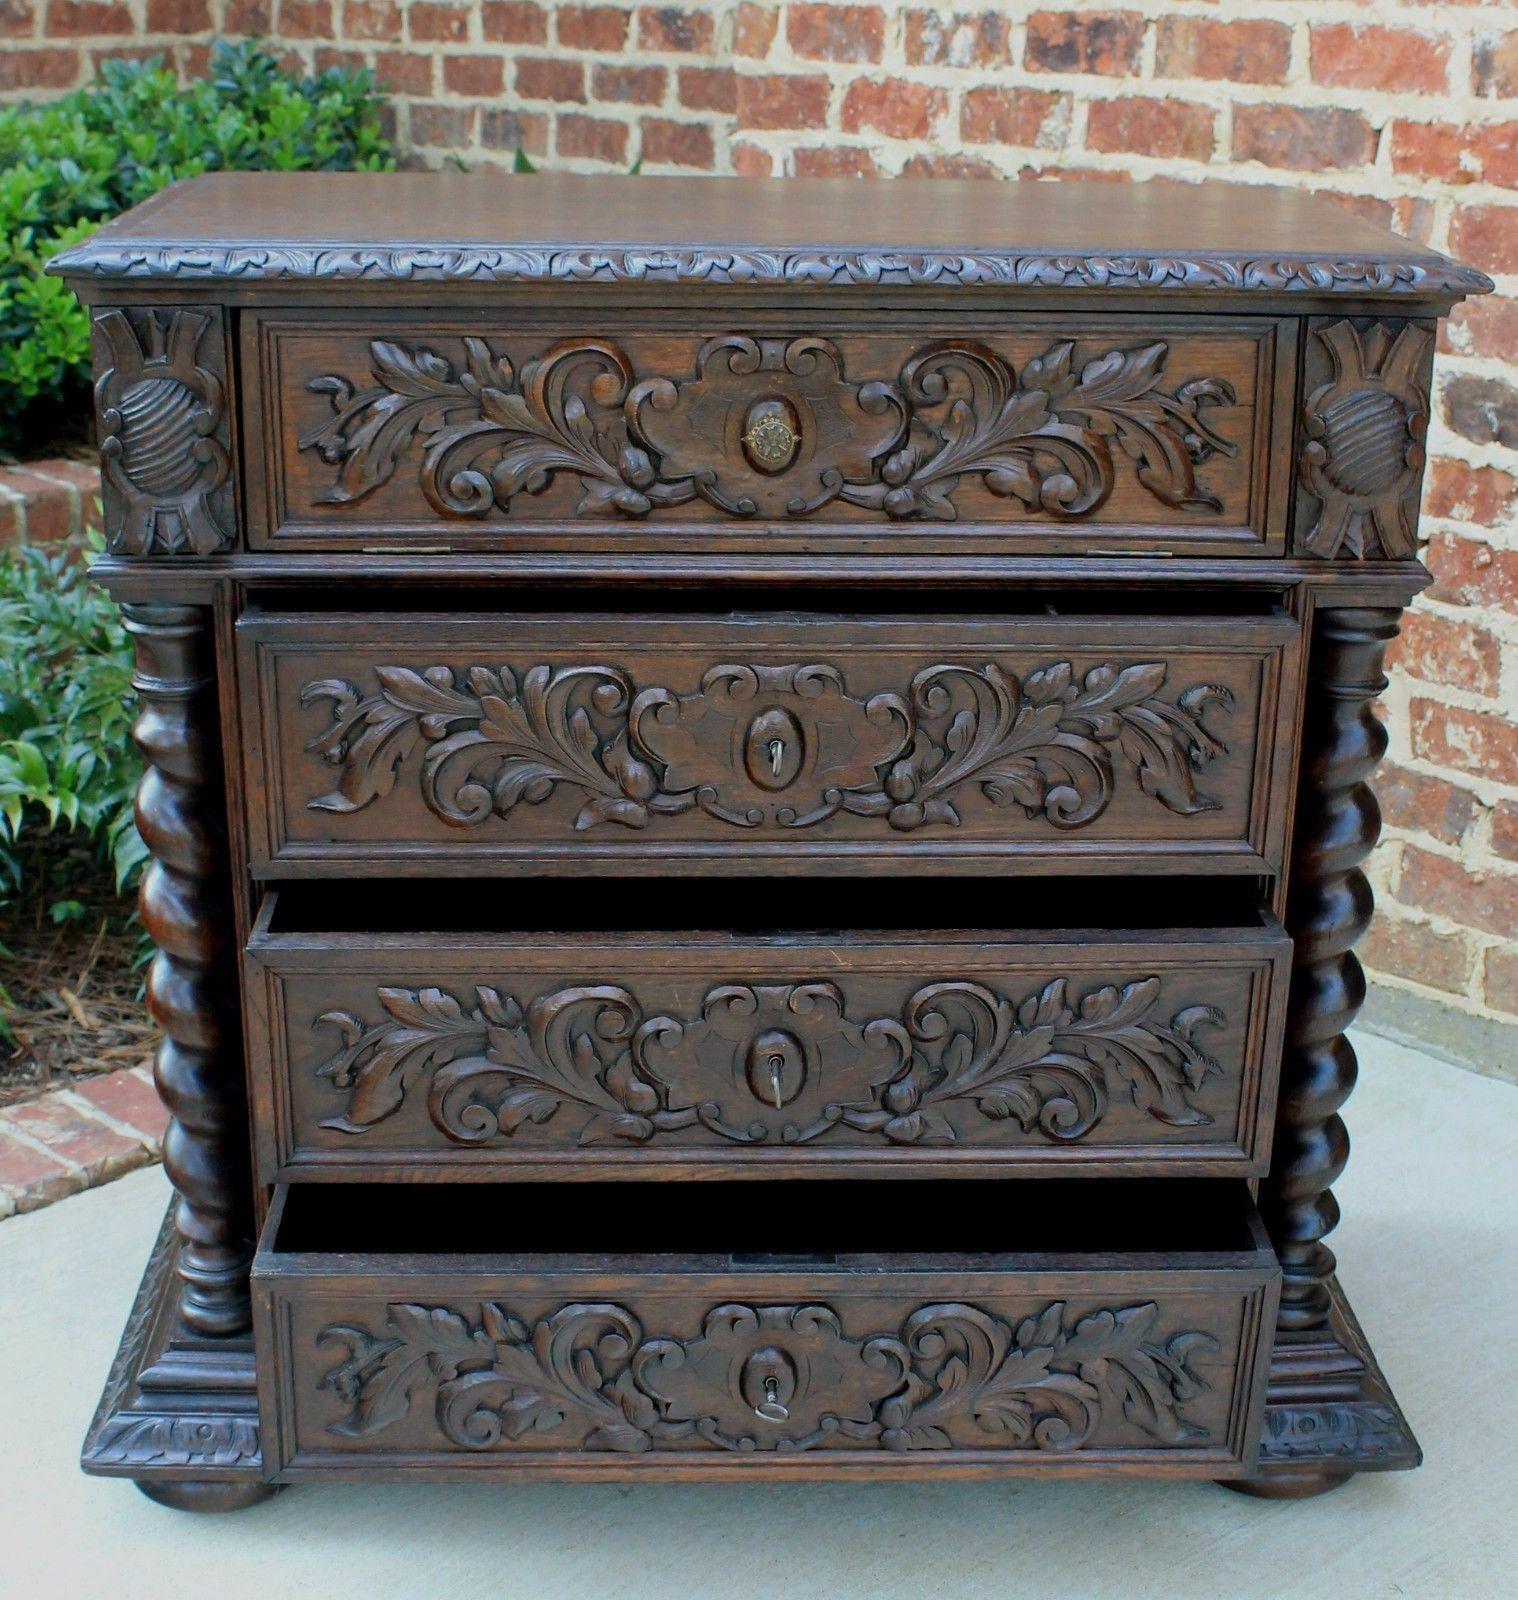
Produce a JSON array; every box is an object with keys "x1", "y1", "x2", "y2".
[
  {"x1": 0, "y1": 41, "x2": 393, "y2": 458},
  {"x1": 0, "y1": 534, "x2": 143, "y2": 913}
]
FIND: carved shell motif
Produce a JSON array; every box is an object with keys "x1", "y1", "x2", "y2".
[
  {"x1": 113, "y1": 377, "x2": 206, "y2": 497},
  {"x1": 299, "y1": 332, "x2": 1237, "y2": 523},
  {"x1": 1298, "y1": 319, "x2": 1433, "y2": 560},
  {"x1": 94, "y1": 308, "x2": 234, "y2": 554}
]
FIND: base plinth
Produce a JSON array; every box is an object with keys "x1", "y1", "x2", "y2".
[{"x1": 82, "y1": 1208, "x2": 266, "y2": 1503}]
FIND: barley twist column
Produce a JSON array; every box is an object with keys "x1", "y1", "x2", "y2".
[
  {"x1": 125, "y1": 602, "x2": 253, "y2": 1338},
  {"x1": 1265, "y1": 605, "x2": 1401, "y2": 1333}
]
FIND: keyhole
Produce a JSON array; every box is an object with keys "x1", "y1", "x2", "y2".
[
  {"x1": 767, "y1": 737, "x2": 784, "y2": 777},
  {"x1": 747, "y1": 1030, "x2": 803, "y2": 1108}
]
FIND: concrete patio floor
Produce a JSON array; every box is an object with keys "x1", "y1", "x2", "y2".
[{"x1": 1, "y1": 1031, "x2": 1514, "y2": 1600}]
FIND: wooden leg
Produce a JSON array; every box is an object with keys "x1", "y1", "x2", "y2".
[
  {"x1": 136, "y1": 1480, "x2": 280, "y2": 1514},
  {"x1": 1218, "y1": 1471, "x2": 1352, "y2": 1502},
  {"x1": 125, "y1": 603, "x2": 254, "y2": 1339},
  {"x1": 1244, "y1": 607, "x2": 1420, "y2": 1492},
  {"x1": 83, "y1": 618, "x2": 268, "y2": 1505},
  {"x1": 1265, "y1": 605, "x2": 1400, "y2": 1332}
]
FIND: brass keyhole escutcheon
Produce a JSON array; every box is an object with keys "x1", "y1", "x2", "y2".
[{"x1": 740, "y1": 397, "x2": 801, "y2": 475}]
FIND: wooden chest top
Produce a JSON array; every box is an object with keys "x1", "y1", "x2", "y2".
[{"x1": 51, "y1": 172, "x2": 1488, "y2": 298}]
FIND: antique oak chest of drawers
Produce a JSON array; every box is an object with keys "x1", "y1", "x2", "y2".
[{"x1": 52, "y1": 174, "x2": 1489, "y2": 1508}]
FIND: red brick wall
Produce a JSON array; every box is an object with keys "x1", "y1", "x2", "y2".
[{"x1": 4, "y1": 2, "x2": 1516, "y2": 1062}]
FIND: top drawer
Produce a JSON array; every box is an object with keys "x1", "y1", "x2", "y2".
[{"x1": 245, "y1": 311, "x2": 1292, "y2": 556}]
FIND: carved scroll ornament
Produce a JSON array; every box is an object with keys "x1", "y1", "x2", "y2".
[
  {"x1": 299, "y1": 332, "x2": 1236, "y2": 523},
  {"x1": 312, "y1": 973, "x2": 1224, "y2": 1148},
  {"x1": 318, "y1": 1297, "x2": 1218, "y2": 1455},
  {"x1": 301, "y1": 657, "x2": 1233, "y2": 835}
]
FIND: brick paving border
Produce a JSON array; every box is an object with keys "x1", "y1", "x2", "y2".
[{"x1": 0, "y1": 1068, "x2": 166, "y2": 1219}]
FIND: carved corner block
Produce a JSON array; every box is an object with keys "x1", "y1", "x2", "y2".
[
  {"x1": 1295, "y1": 318, "x2": 1434, "y2": 561},
  {"x1": 82, "y1": 1205, "x2": 272, "y2": 1508},
  {"x1": 93, "y1": 307, "x2": 237, "y2": 555}
]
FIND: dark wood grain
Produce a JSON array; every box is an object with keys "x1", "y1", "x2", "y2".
[
  {"x1": 124, "y1": 604, "x2": 254, "y2": 1337},
  {"x1": 244, "y1": 918, "x2": 1289, "y2": 1181},
  {"x1": 65, "y1": 172, "x2": 1474, "y2": 1506},
  {"x1": 237, "y1": 611, "x2": 1300, "y2": 878},
  {"x1": 253, "y1": 313, "x2": 1285, "y2": 555},
  {"x1": 1264, "y1": 606, "x2": 1400, "y2": 1332},
  {"x1": 252, "y1": 1181, "x2": 1279, "y2": 1479},
  {"x1": 49, "y1": 174, "x2": 1492, "y2": 298}
]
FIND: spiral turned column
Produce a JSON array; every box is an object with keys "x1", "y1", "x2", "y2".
[
  {"x1": 125, "y1": 603, "x2": 253, "y2": 1338},
  {"x1": 1264, "y1": 606, "x2": 1401, "y2": 1334}
]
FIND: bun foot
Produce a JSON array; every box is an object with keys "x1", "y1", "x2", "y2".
[
  {"x1": 1219, "y1": 1472, "x2": 1353, "y2": 1501},
  {"x1": 135, "y1": 1479, "x2": 280, "y2": 1513}
]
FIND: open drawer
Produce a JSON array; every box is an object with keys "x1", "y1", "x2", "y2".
[
  {"x1": 244, "y1": 882, "x2": 1290, "y2": 1182},
  {"x1": 252, "y1": 1179, "x2": 1281, "y2": 1480}
]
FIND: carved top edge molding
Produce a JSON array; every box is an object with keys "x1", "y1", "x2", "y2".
[{"x1": 50, "y1": 242, "x2": 1495, "y2": 296}]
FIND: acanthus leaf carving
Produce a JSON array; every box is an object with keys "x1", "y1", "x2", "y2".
[
  {"x1": 301, "y1": 656, "x2": 1232, "y2": 836},
  {"x1": 51, "y1": 236, "x2": 1496, "y2": 298},
  {"x1": 312, "y1": 973, "x2": 1224, "y2": 1149},
  {"x1": 316, "y1": 1297, "x2": 1219, "y2": 1456},
  {"x1": 298, "y1": 332, "x2": 1237, "y2": 524},
  {"x1": 840, "y1": 339, "x2": 1235, "y2": 522},
  {"x1": 874, "y1": 977, "x2": 1223, "y2": 1145}
]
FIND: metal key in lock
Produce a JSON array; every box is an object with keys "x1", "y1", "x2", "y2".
[
  {"x1": 747, "y1": 1030, "x2": 803, "y2": 1109},
  {"x1": 756, "y1": 1375, "x2": 789, "y2": 1423},
  {"x1": 766, "y1": 736, "x2": 785, "y2": 777}
]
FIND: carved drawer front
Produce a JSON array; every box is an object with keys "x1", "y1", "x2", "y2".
[
  {"x1": 247, "y1": 311, "x2": 1292, "y2": 555},
  {"x1": 245, "y1": 901, "x2": 1290, "y2": 1182},
  {"x1": 253, "y1": 1180, "x2": 1280, "y2": 1480},
  {"x1": 237, "y1": 611, "x2": 1301, "y2": 877}
]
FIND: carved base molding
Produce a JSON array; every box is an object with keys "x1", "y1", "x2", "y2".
[
  {"x1": 87, "y1": 1213, "x2": 1416, "y2": 1504},
  {"x1": 81, "y1": 1209, "x2": 266, "y2": 1491},
  {"x1": 1226, "y1": 1276, "x2": 1421, "y2": 1496}
]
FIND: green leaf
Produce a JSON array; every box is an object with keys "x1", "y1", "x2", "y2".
[{"x1": 0, "y1": 42, "x2": 395, "y2": 455}]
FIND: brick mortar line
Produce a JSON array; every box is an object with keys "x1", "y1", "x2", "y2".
[
  {"x1": 0, "y1": 1085, "x2": 161, "y2": 1170},
  {"x1": 0, "y1": 1112, "x2": 88, "y2": 1174},
  {"x1": 0, "y1": 1071, "x2": 165, "y2": 1221},
  {"x1": 56, "y1": 1085, "x2": 163, "y2": 1149}
]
